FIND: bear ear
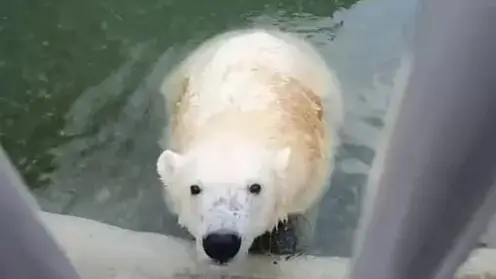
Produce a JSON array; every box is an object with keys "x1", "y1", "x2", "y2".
[
  {"x1": 274, "y1": 147, "x2": 291, "y2": 178},
  {"x1": 156, "y1": 149, "x2": 184, "y2": 186}
]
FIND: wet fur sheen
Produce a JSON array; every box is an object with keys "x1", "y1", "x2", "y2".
[{"x1": 156, "y1": 28, "x2": 343, "y2": 263}]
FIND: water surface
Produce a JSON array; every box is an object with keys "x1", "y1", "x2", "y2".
[{"x1": 0, "y1": 0, "x2": 417, "y2": 257}]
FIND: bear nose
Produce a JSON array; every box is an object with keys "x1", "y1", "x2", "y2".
[{"x1": 202, "y1": 232, "x2": 242, "y2": 264}]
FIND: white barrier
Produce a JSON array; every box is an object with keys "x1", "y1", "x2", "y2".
[{"x1": 40, "y1": 212, "x2": 496, "y2": 279}]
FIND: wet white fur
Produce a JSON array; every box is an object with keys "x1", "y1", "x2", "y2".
[{"x1": 156, "y1": 28, "x2": 343, "y2": 265}]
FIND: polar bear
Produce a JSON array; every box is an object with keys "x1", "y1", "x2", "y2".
[{"x1": 156, "y1": 28, "x2": 343, "y2": 266}]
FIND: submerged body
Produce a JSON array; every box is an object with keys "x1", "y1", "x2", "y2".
[{"x1": 156, "y1": 28, "x2": 343, "y2": 266}]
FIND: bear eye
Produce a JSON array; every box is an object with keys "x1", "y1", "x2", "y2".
[
  {"x1": 190, "y1": 185, "x2": 202, "y2": 196},
  {"x1": 248, "y1": 183, "x2": 262, "y2": 195}
]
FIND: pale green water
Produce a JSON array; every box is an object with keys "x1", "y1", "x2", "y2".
[{"x1": 0, "y1": 0, "x2": 417, "y2": 257}]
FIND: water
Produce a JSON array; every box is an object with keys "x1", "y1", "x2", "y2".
[{"x1": 0, "y1": 0, "x2": 417, "y2": 258}]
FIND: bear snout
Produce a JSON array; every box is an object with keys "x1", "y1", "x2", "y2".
[{"x1": 202, "y1": 231, "x2": 242, "y2": 264}]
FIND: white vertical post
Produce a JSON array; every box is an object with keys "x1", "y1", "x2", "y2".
[
  {"x1": 0, "y1": 147, "x2": 81, "y2": 279},
  {"x1": 349, "y1": 0, "x2": 496, "y2": 279}
]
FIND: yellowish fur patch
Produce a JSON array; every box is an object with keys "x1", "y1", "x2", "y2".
[{"x1": 169, "y1": 68, "x2": 334, "y2": 220}]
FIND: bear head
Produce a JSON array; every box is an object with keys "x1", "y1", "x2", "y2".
[{"x1": 156, "y1": 139, "x2": 291, "y2": 266}]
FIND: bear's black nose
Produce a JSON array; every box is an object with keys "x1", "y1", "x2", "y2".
[{"x1": 202, "y1": 232, "x2": 242, "y2": 264}]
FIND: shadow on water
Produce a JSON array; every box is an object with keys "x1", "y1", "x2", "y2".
[{"x1": 0, "y1": 0, "x2": 417, "y2": 257}]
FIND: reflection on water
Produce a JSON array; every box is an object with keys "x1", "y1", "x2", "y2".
[{"x1": 0, "y1": 0, "x2": 416, "y2": 257}]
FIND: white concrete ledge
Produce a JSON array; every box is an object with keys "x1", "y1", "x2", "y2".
[{"x1": 39, "y1": 212, "x2": 496, "y2": 279}]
